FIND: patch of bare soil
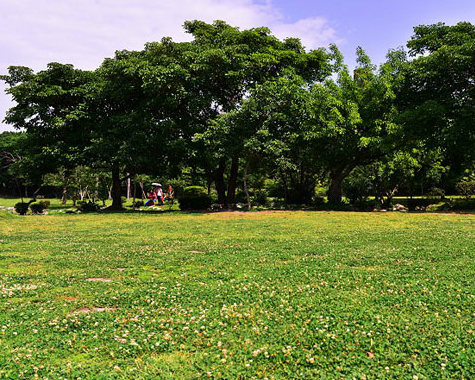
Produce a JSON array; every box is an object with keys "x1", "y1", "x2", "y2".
[
  {"x1": 71, "y1": 307, "x2": 116, "y2": 315},
  {"x1": 60, "y1": 296, "x2": 80, "y2": 301},
  {"x1": 85, "y1": 277, "x2": 113, "y2": 282}
]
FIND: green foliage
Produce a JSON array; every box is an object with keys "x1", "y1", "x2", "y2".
[
  {"x1": 132, "y1": 200, "x2": 144, "y2": 208},
  {"x1": 426, "y1": 187, "x2": 445, "y2": 199},
  {"x1": 76, "y1": 200, "x2": 100, "y2": 212},
  {"x1": 14, "y1": 202, "x2": 29, "y2": 215},
  {"x1": 38, "y1": 200, "x2": 51, "y2": 209},
  {"x1": 29, "y1": 202, "x2": 46, "y2": 214},
  {"x1": 2, "y1": 20, "x2": 475, "y2": 212},
  {"x1": 182, "y1": 186, "x2": 207, "y2": 196},
  {"x1": 178, "y1": 186, "x2": 211, "y2": 210},
  {"x1": 402, "y1": 22, "x2": 475, "y2": 166},
  {"x1": 456, "y1": 180, "x2": 475, "y2": 199},
  {"x1": 252, "y1": 189, "x2": 268, "y2": 206},
  {"x1": 234, "y1": 190, "x2": 248, "y2": 204},
  {"x1": 342, "y1": 168, "x2": 373, "y2": 204}
]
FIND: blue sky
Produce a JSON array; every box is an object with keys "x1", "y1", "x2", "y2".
[
  {"x1": 1, "y1": 0, "x2": 475, "y2": 131},
  {"x1": 271, "y1": 0, "x2": 475, "y2": 65}
]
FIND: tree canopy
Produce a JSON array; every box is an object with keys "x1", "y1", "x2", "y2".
[{"x1": 2, "y1": 20, "x2": 475, "y2": 208}]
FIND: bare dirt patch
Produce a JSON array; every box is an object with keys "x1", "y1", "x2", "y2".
[
  {"x1": 60, "y1": 296, "x2": 80, "y2": 301},
  {"x1": 71, "y1": 307, "x2": 116, "y2": 315},
  {"x1": 85, "y1": 277, "x2": 113, "y2": 282}
]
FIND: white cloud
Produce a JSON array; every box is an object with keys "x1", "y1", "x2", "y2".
[
  {"x1": 0, "y1": 0, "x2": 341, "y2": 131},
  {"x1": 272, "y1": 17, "x2": 343, "y2": 51}
]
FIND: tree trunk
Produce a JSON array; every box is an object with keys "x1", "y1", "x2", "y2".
[
  {"x1": 328, "y1": 167, "x2": 354, "y2": 203},
  {"x1": 126, "y1": 173, "x2": 131, "y2": 200},
  {"x1": 16, "y1": 179, "x2": 24, "y2": 203},
  {"x1": 61, "y1": 187, "x2": 67, "y2": 204},
  {"x1": 214, "y1": 161, "x2": 226, "y2": 206},
  {"x1": 226, "y1": 155, "x2": 239, "y2": 208},
  {"x1": 110, "y1": 167, "x2": 123, "y2": 210},
  {"x1": 133, "y1": 177, "x2": 137, "y2": 209},
  {"x1": 243, "y1": 159, "x2": 251, "y2": 210},
  {"x1": 280, "y1": 169, "x2": 289, "y2": 205},
  {"x1": 139, "y1": 182, "x2": 145, "y2": 200},
  {"x1": 206, "y1": 171, "x2": 212, "y2": 196}
]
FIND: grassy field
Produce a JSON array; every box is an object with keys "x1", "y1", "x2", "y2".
[{"x1": 1, "y1": 210, "x2": 475, "y2": 379}]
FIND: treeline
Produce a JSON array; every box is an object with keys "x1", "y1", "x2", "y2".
[{"x1": 1, "y1": 20, "x2": 475, "y2": 209}]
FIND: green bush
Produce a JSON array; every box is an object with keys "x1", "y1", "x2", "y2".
[
  {"x1": 342, "y1": 174, "x2": 372, "y2": 204},
  {"x1": 426, "y1": 187, "x2": 445, "y2": 199},
  {"x1": 313, "y1": 196, "x2": 325, "y2": 206},
  {"x1": 29, "y1": 202, "x2": 46, "y2": 214},
  {"x1": 451, "y1": 199, "x2": 475, "y2": 210},
  {"x1": 456, "y1": 180, "x2": 475, "y2": 199},
  {"x1": 252, "y1": 189, "x2": 268, "y2": 205},
  {"x1": 132, "y1": 200, "x2": 144, "y2": 208},
  {"x1": 14, "y1": 202, "x2": 29, "y2": 215},
  {"x1": 39, "y1": 200, "x2": 51, "y2": 209},
  {"x1": 182, "y1": 186, "x2": 207, "y2": 196},
  {"x1": 264, "y1": 179, "x2": 284, "y2": 198},
  {"x1": 235, "y1": 190, "x2": 248, "y2": 203},
  {"x1": 77, "y1": 200, "x2": 100, "y2": 212},
  {"x1": 314, "y1": 201, "x2": 352, "y2": 211},
  {"x1": 179, "y1": 186, "x2": 211, "y2": 211}
]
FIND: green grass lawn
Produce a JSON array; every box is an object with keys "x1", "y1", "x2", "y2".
[{"x1": 1, "y1": 210, "x2": 475, "y2": 379}]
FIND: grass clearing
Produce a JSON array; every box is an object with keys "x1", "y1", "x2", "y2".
[{"x1": 1, "y1": 210, "x2": 475, "y2": 378}]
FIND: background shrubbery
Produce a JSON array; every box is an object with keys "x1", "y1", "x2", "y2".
[{"x1": 178, "y1": 186, "x2": 211, "y2": 210}]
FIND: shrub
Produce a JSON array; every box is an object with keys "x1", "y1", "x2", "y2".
[
  {"x1": 451, "y1": 199, "x2": 475, "y2": 211},
  {"x1": 313, "y1": 196, "x2": 325, "y2": 206},
  {"x1": 426, "y1": 187, "x2": 445, "y2": 199},
  {"x1": 252, "y1": 189, "x2": 268, "y2": 205},
  {"x1": 14, "y1": 202, "x2": 29, "y2": 215},
  {"x1": 132, "y1": 200, "x2": 144, "y2": 208},
  {"x1": 265, "y1": 179, "x2": 284, "y2": 198},
  {"x1": 29, "y1": 203, "x2": 46, "y2": 214},
  {"x1": 235, "y1": 190, "x2": 248, "y2": 203},
  {"x1": 426, "y1": 201, "x2": 453, "y2": 212},
  {"x1": 182, "y1": 186, "x2": 207, "y2": 196},
  {"x1": 342, "y1": 174, "x2": 372, "y2": 204},
  {"x1": 77, "y1": 200, "x2": 100, "y2": 212},
  {"x1": 314, "y1": 201, "x2": 352, "y2": 211},
  {"x1": 179, "y1": 186, "x2": 211, "y2": 211},
  {"x1": 456, "y1": 180, "x2": 475, "y2": 199},
  {"x1": 39, "y1": 200, "x2": 51, "y2": 209}
]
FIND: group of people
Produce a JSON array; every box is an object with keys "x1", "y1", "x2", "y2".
[{"x1": 144, "y1": 183, "x2": 173, "y2": 207}]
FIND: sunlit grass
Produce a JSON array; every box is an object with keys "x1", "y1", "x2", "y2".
[{"x1": 1, "y1": 210, "x2": 474, "y2": 379}]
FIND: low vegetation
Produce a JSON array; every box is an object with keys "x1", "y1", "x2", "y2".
[{"x1": 1, "y1": 210, "x2": 474, "y2": 379}]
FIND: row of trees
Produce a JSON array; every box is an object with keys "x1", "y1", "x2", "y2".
[{"x1": 1, "y1": 21, "x2": 475, "y2": 209}]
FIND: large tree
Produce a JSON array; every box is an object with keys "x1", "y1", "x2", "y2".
[
  {"x1": 1, "y1": 64, "x2": 95, "y2": 195},
  {"x1": 1, "y1": 42, "x2": 193, "y2": 209},
  {"x1": 311, "y1": 47, "x2": 408, "y2": 203},
  {"x1": 183, "y1": 20, "x2": 332, "y2": 207},
  {"x1": 400, "y1": 22, "x2": 475, "y2": 172}
]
